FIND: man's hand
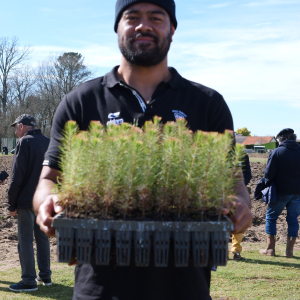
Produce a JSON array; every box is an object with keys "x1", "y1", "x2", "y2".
[
  {"x1": 10, "y1": 209, "x2": 17, "y2": 217},
  {"x1": 36, "y1": 194, "x2": 63, "y2": 237},
  {"x1": 223, "y1": 174, "x2": 253, "y2": 234},
  {"x1": 0, "y1": 179, "x2": 7, "y2": 185},
  {"x1": 223, "y1": 199, "x2": 253, "y2": 234},
  {"x1": 33, "y1": 166, "x2": 61, "y2": 236}
]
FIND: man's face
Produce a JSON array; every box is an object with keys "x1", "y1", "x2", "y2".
[
  {"x1": 117, "y1": 3, "x2": 175, "y2": 67},
  {"x1": 15, "y1": 123, "x2": 26, "y2": 138}
]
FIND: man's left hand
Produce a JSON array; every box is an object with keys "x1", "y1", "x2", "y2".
[
  {"x1": 10, "y1": 210, "x2": 17, "y2": 217},
  {"x1": 224, "y1": 200, "x2": 253, "y2": 234},
  {"x1": 223, "y1": 176, "x2": 253, "y2": 234}
]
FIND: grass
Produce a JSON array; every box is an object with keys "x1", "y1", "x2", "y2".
[
  {"x1": 211, "y1": 243, "x2": 300, "y2": 300},
  {"x1": 1, "y1": 243, "x2": 299, "y2": 299},
  {"x1": 0, "y1": 263, "x2": 75, "y2": 299},
  {"x1": 249, "y1": 157, "x2": 268, "y2": 164}
]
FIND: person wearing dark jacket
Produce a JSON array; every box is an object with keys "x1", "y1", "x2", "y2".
[
  {"x1": 8, "y1": 114, "x2": 52, "y2": 292},
  {"x1": 260, "y1": 128, "x2": 300, "y2": 258}
]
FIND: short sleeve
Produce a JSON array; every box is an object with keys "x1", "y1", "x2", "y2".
[
  {"x1": 43, "y1": 95, "x2": 80, "y2": 170},
  {"x1": 207, "y1": 92, "x2": 234, "y2": 133}
]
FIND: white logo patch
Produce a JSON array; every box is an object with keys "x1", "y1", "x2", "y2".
[
  {"x1": 107, "y1": 112, "x2": 124, "y2": 126},
  {"x1": 172, "y1": 110, "x2": 187, "y2": 120},
  {"x1": 108, "y1": 112, "x2": 120, "y2": 119}
]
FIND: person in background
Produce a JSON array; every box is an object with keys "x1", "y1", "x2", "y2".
[
  {"x1": 260, "y1": 128, "x2": 300, "y2": 258},
  {"x1": 231, "y1": 153, "x2": 252, "y2": 259},
  {"x1": 7, "y1": 114, "x2": 52, "y2": 292},
  {"x1": 2, "y1": 146, "x2": 8, "y2": 155}
]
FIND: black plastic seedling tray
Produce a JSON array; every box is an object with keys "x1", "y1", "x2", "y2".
[{"x1": 52, "y1": 213, "x2": 233, "y2": 267}]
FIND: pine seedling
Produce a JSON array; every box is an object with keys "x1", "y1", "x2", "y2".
[
  {"x1": 172, "y1": 118, "x2": 195, "y2": 218},
  {"x1": 102, "y1": 125, "x2": 129, "y2": 218},
  {"x1": 58, "y1": 120, "x2": 79, "y2": 175},
  {"x1": 157, "y1": 121, "x2": 182, "y2": 217},
  {"x1": 187, "y1": 130, "x2": 206, "y2": 215},
  {"x1": 193, "y1": 132, "x2": 215, "y2": 211},
  {"x1": 59, "y1": 131, "x2": 89, "y2": 216},
  {"x1": 206, "y1": 132, "x2": 233, "y2": 217},
  {"x1": 190, "y1": 131, "x2": 226, "y2": 215},
  {"x1": 117, "y1": 127, "x2": 145, "y2": 219},
  {"x1": 80, "y1": 121, "x2": 105, "y2": 215},
  {"x1": 139, "y1": 120, "x2": 161, "y2": 216},
  {"x1": 57, "y1": 121, "x2": 79, "y2": 214}
]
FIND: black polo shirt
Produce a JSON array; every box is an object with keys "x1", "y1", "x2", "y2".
[
  {"x1": 44, "y1": 66, "x2": 233, "y2": 171},
  {"x1": 44, "y1": 66, "x2": 234, "y2": 300}
]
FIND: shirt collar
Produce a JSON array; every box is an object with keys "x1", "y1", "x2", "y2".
[
  {"x1": 167, "y1": 67, "x2": 186, "y2": 90},
  {"x1": 24, "y1": 129, "x2": 41, "y2": 136},
  {"x1": 101, "y1": 66, "x2": 120, "y2": 88},
  {"x1": 102, "y1": 66, "x2": 186, "y2": 90}
]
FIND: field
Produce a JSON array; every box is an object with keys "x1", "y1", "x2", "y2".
[{"x1": 0, "y1": 153, "x2": 299, "y2": 299}]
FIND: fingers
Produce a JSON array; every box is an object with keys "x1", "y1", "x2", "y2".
[
  {"x1": 36, "y1": 195, "x2": 58, "y2": 237},
  {"x1": 9, "y1": 210, "x2": 17, "y2": 217},
  {"x1": 36, "y1": 213, "x2": 56, "y2": 237},
  {"x1": 53, "y1": 195, "x2": 64, "y2": 214}
]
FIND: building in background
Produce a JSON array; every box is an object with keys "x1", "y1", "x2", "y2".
[{"x1": 236, "y1": 136, "x2": 278, "y2": 153}]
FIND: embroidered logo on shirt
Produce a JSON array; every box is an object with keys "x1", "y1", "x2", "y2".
[
  {"x1": 42, "y1": 160, "x2": 49, "y2": 166},
  {"x1": 107, "y1": 112, "x2": 124, "y2": 126},
  {"x1": 172, "y1": 110, "x2": 187, "y2": 121}
]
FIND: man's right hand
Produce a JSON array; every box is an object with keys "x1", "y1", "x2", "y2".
[
  {"x1": 33, "y1": 166, "x2": 61, "y2": 237},
  {"x1": 10, "y1": 209, "x2": 17, "y2": 217},
  {"x1": 36, "y1": 194, "x2": 63, "y2": 237}
]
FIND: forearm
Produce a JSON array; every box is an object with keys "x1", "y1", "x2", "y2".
[
  {"x1": 33, "y1": 166, "x2": 60, "y2": 214},
  {"x1": 227, "y1": 172, "x2": 253, "y2": 234},
  {"x1": 33, "y1": 178, "x2": 56, "y2": 214},
  {"x1": 235, "y1": 178, "x2": 251, "y2": 209}
]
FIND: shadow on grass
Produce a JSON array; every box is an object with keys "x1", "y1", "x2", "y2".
[
  {"x1": 230, "y1": 256, "x2": 300, "y2": 268},
  {"x1": 0, "y1": 281, "x2": 73, "y2": 299}
]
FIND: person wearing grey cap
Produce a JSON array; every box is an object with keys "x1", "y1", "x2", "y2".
[
  {"x1": 7, "y1": 114, "x2": 52, "y2": 292},
  {"x1": 260, "y1": 128, "x2": 300, "y2": 258},
  {"x1": 33, "y1": 1, "x2": 252, "y2": 299}
]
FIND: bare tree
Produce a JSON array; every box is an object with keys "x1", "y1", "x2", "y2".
[
  {"x1": 36, "y1": 60, "x2": 64, "y2": 128},
  {"x1": 0, "y1": 37, "x2": 32, "y2": 114},
  {"x1": 36, "y1": 52, "x2": 92, "y2": 127},
  {"x1": 0, "y1": 50, "x2": 92, "y2": 138},
  {"x1": 10, "y1": 65, "x2": 36, "y2": 108}
]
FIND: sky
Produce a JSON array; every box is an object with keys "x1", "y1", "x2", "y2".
[{"x1": 1, "y1": 0, "x2": 300, "y2": 137}]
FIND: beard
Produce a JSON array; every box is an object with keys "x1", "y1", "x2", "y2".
[{"x1": 118, "y1": 30, "x2": 172, "y2": 67}]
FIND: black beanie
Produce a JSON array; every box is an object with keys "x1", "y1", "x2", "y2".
[{"x1": 114, "y1": 0, "x2": 177, "y2": 32}]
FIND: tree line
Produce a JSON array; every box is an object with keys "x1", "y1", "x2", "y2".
[{"x1": 0, "y1": 36, "x2": 93, "y2": 138}]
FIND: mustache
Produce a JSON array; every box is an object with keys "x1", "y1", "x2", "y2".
[{"x1": 128, "y1": 33, "x2": 159, "y2": 43}]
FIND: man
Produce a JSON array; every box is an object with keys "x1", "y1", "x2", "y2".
[
  {"x1": 8, "y1": 114, "x2": 52, "y2": 292},
  {"x1": 231, "y1": 154, "x2": 252, "y2": 260},
  {"x1": 33, "y1": 1, "x2": 253, "y2": 299},
  {"x1": 260, "y1": 128, "x2": 300, "y2": 258}
]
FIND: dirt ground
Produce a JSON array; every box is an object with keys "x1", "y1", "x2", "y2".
[{"x1": 0, "y1": 153, "x2": 298, "y2": 271}]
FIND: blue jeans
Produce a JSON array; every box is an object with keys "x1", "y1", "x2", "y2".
[
  {"x1": 18, "y1": 208, "x2": 51, "y2": 285},
  {"x1": 265, "y1": 194, "x2": 300, "y2": 238}
]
